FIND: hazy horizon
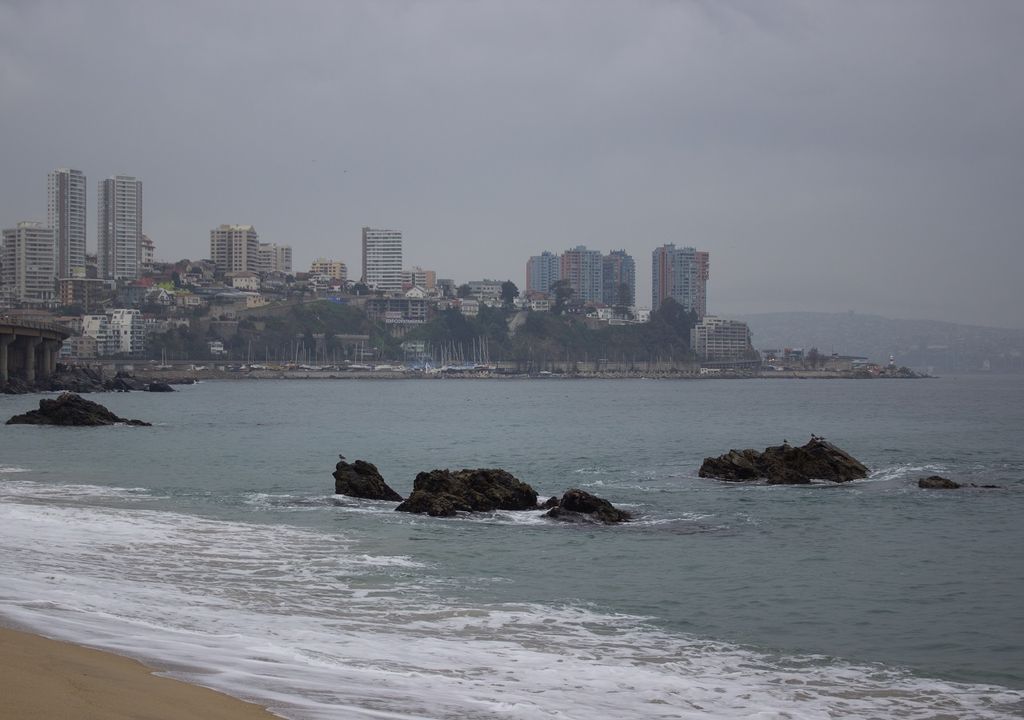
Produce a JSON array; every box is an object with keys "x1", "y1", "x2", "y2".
[{"x1": 1, "y1": 1, "x2": 1021, "y2": 328}]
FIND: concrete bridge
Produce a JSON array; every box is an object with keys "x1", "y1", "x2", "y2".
[{"x1": 0, "y1": 318, "x2": 72, "y2": 386}]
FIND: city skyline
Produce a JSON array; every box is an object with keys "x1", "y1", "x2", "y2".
[{"x1": 1, "y1": 2, "x2": 1022, "y2": 328}]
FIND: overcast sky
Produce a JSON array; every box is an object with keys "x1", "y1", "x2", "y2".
[{"x1": 1, "y1": 0, "x2": 1021, "y2": 327}]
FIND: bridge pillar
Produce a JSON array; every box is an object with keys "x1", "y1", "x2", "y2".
[
  {"x1": 0, "y1": 335, "x2": 14, "y2": 383},
  {"x1": 41, "y1": 339, "x2": 61, "y2": 379},
  {"x1": 23, "y1": 337, "x2": 42, "y2": 384}
]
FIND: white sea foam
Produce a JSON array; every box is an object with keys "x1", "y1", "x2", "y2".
[
  {"x1": 867, "y1": 463, "x2": 948, "y2": 483},
  {"x1": 0, "y1": 465, "x2": 31, "y2": 473},
  {"x1": 0, "y1": 478, "x2": 156, "y2": 501},
  {"x1": 1, "y1": 489, "x2": 1021, "y2": 720}
]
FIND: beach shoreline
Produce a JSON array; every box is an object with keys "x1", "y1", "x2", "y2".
[{"x1": 0, "y1": 625, "x2": 282, "y2": 720}]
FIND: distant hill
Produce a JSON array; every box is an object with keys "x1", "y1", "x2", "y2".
[{"x1": 734, "y1": 312, "x2": 1024, "y2": 373}]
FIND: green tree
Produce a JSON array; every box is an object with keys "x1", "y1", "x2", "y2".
[
  {"x1": 500, "y1": 280, "x2": 519, "y2": 309},
  {"x1": 457, "y1": 283, "x2": 472, "y2": 299},
  {"x1": 550, "y1": 279, "x2": 574, "y2": 315}
]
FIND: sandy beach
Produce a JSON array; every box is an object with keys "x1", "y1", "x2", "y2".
[{"x1": 0, "y1": 626, "x2": 280, "y2": 720}]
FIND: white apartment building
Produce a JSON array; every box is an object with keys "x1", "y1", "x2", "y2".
[
  {"x1": 361, "y1": 227, "x2": 402, "y2": 293},
  {"x1": 259, "y1": 242, "x2": 292, "y2": 274},
  {"x1": 98, "y1": 175, "x2": 143, "y2": 281},
  {"x1": 691, "y1": 316, "x2": 753, "y2": 361},
  {"x1": 310, "y1": 258, "x2": 348, "y2": 282},
  {"x1": 47, "y1": 168, "x2": 87, "y2": 279},
  {"x1": 81, "y1": 309, "x2": 146, "y2": 356},
  {"x1": 211, "y1": 225, "x2": 259, "y2": 274},
  {"x1": 1, "y1": 222, "x2": 57, "y2": 308},
  {"x1": 81, "y1": 314, "x2": 114, "y2": 356}
]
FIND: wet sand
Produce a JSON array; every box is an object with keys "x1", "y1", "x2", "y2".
[{"x1": 0, "y1": 626, "x2": 281, "y2": 720}]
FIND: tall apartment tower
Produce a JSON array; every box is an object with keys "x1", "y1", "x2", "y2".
[
  {"x1": 1, "y1": 221, "x2": 57, "y2": 307},
  {"x1": 560, "y1": 245, "x2": 604, "y2": 304},
  {"x1": 651, "y1": 244, "x2": 709, "y2": 316},
  {"x1": 98, "y1": 175, "x2": 143, "y2": 281},
  {"x1": 210, "y1": 225, "x2": 260, "y2": 274},
  {"x1": 602, "y1": 250, "x2": 636, "y2": 307},
  {"x1": 361, "y1": 227, "x2": 403, "y2": 293},
  {"x1": 526, "y1": 251, "x2": 561, "y2": 295},
  {"x1": 47, "y1": 168, "x2": 87, "y2": 279}
]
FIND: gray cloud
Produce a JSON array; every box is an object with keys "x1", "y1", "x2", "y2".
[{"x1": 1, "y1": 0, "x2": 1021, "y2": 326}]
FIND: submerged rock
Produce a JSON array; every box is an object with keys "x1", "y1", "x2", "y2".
[
  {"x1": 917, "y1": 476, "x2": 1000, "y2": 490},
  {"x1": 395, "y1": 468, "x2": 538, "y2": 517},
  {"x1": 333, "y1": 457, "x2": 403, "y2": 501},
  {"x1": 6, "y1": 392, "x2": 151, "y2": 426},
  {"x1": 699, "y1": 438, "x2": 869, "y2": 484},
  {"x1": 918, "y1": 475, "x2": 960, "y2": 489},
  {"x1": 545, "y1": 488, "x2": 631, "y2": 524}
]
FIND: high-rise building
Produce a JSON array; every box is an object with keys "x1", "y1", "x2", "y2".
[
  {"x1": 695, "y1": 250, "x2": 710, "y2": 319},
  {"x1": 210, "y1": 224, "x2": 259, "y2": 274},
  {"x1": 98, "y1": 175, "x2": 143, "y2": 281},
  {"x1": 258, "y1": 242, "x2": 292, "y2": 274},
  {"x1": 47, "y1": 168, "x2": 87, "y2": 279},
  {"x1": 652, "y1": 244, "x2": 709, "y2": 316},
  {"x1": 526, "y1": 251, "x2": 561, "y2": 295},
  {"x1": 560, "y1": 245, "x2": 603, "y2": 304},
  {"x1": 602, "y1": 250, "x2": 636, "y2": 307},
  {"x1": 1, "y1": 221, "x2": 57, "y2": 307},
  {"x1": 361, "y1": 227, "x2": 402, "y2": 293},
  {"x1": 310, "y1": 258, "x2": 348, "y2": 282}
]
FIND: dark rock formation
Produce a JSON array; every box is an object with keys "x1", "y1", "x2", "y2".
[
  {"x1": 1, "y1": 377, "x2": 34, "y2": 395},
  {"x1": 917, "y1": 476, "x2": 1001, "y2": 489},
  {"x1": 395, "y1": 468, "x2": 538, "y2": 517},
  {"x1": 699, "y1": 438, "x2": 869, "y2": 484},
  {"x1": 48, "y1": 365, "x2": 107, "y2": 393},
  {"x1": 146, "y1": 382, "x2": 175, "y2": 392},
  {"x1": 333, "y1": 457, "x2": 403, "y2": 501},
  {"x1": 6, "y1": 392, "x2": 151, "y2": 426},
  {"x1": 918, "y1": 475, "x2": 960, "y2": 489},
  {"x1": 106, "y1": 372, "x2": 147, "y2": 392},
  {"x1": 540, "y1": 496, "x2": 559, "y2": 509},
  {"x1": 545, "y1": 488, "x2": 631, "y2": 524}
]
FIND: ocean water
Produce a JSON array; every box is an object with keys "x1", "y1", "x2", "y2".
[{"x1": 1, "y1": 376, "x2": 1023, "y2": 719}]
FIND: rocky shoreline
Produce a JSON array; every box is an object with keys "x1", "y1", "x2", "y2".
[{"x1": 1, "y1": 365, "x2": 194, "y2": 395}]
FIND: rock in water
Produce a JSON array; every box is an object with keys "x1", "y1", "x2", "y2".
[
  {"x1": 917, "y1": 476, "x2": 961, "y2": 489},
  {"x1": 333, "y1": 458, "x2": 403, "y2": 501},
  {"x1": 395, "y1": 468, "x2": 538, "y2": 516},
  {"x1": 6, "y1": 392, "x2": 151, "y2": 426},
  {"x1": 545, "y1": 488, "x2": 631, "y2": 524},
  {"x1": 699, "y1": 438, "x2": 868, "y2": 484},
  {"x1": 147, "y1": 382, "x2": 175, "y2": 392}
]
